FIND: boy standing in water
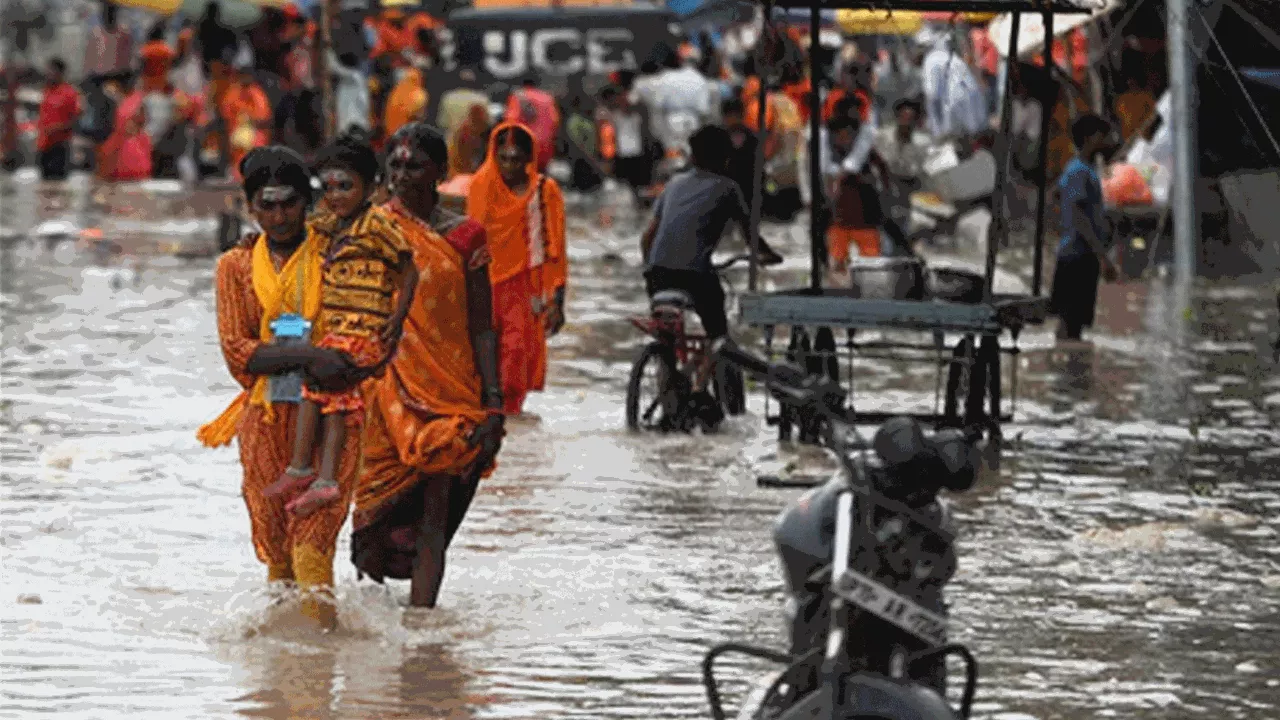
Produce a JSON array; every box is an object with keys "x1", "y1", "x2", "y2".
[
  {"x1": 1049, "y1": 114, "x2": 1121, "y2": 341},
  {"x1": 263, "y1": 133, "x2": 418, "y2": 517}
]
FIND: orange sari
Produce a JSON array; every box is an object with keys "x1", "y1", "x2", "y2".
[
  {"x1": 202, "y1": 232, "x2": 357, "y2": 626},
  {"x1": 220, "y1": 82, "x2": 272, "y2": 178},
  {"x1": 351, "y1": 204, "x2": 493, "y2": 581},
  {"x1": 465, "y1": 122, "x2": 566, "y2": 414},
  {"x1": 384, "y1": 68, "x2": 428, "y2": 140}
]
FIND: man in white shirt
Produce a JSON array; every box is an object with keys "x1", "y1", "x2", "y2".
[
  {"x1": 638, "y1": 48, "x2": 719, "y2": 148},
  {"x1": 920, "y1": 26, "x2": 987, "y2": 141},
  {"x1": 874, "y1": 98, "x2": 930, "y2": 183}
]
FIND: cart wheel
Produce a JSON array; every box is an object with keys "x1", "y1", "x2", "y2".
[
  {"x1": 777, "y1": 327, "x2": 811, "y2": 442},
  {"x1": 943, "y1": 335, "x2": 999, "y2": 431}
]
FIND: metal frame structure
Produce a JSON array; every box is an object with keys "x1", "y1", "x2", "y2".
[{"x1": 741, "y1": 0, "x2": 1095, "y2": 437}]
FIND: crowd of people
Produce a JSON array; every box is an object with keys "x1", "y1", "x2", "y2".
[
  {"x1": 6, "y1": 1, "x2": 447, "y2": 182},
  {"x1": 5, "y1": 2, "x2": 1171, "y2": 621}
]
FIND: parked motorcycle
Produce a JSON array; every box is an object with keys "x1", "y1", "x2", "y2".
[{"x1": 703, "y1": 342, "x2": 982, "y2": 720}]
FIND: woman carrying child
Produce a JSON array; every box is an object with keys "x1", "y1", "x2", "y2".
[{"x1": 261, "y1": 132, "x2": 419, "y2": 518}]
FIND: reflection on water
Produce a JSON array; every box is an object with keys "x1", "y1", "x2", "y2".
[{"x1": 2, "y1": 176, "x2": 1279, "y2": 720}]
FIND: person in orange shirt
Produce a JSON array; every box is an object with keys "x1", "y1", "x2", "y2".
[
  {"x1": 220, "y1": 65, "x2": 272, "y2": 179},
  {"x1": 369, "y1": 10, "x2": 438, "y2": 67},
  {"x1": 822, "y1": 65, "x2": 874, "y2": 125},
  {"x1": 465, "y1": 123, "x2": 567, "y2": 417},
  {"x1": 383, "y1": 65, "x2": 428, "y2": 141},
  {"x1": 139, "y1": 23, "x2": 177, "y2": 94}
]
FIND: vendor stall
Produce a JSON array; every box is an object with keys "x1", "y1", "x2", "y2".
[{"x1": 740, "y1": 0, "x2": 1095, "y2": 443}]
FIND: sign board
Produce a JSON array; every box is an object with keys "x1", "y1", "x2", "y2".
[{"x1": 428, "y1": 4, "x2": 679, "y2": 111}]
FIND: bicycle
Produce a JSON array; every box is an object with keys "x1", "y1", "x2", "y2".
[{"x1": 625, "y1": 253, "x2": 756, "y2": 433}]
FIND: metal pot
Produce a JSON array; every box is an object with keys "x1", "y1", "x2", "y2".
[
  {"x1": 846, "y1": 257, "x2": 926, "y2": 300},
  {"x1": 926, "y1": 267, "x2": 986, "y2": 304}
]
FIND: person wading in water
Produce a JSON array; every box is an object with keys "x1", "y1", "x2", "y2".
[
  {"x1": 263, "y1": 132, "x2": 419, "y2": 518},
  {"x1": 197, "y1": 147, "x2": 365, "y2": 630},
  {"x1": 466, "y1": 123, "x2": 567, "y2": 418},
  {"x1": 351, "y1": 123, "x2": 505, "y2": 607}
]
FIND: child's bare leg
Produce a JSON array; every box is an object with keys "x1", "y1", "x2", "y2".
[
  {"x1": 287, "y1": 413, "x2": 346, "y2": 518},
  {"x1": 315, "y1": 414, "x2": 346, "y2": 487},
  {"x1": 264, "y1": 400, "x2": 321, "y2": 498}
]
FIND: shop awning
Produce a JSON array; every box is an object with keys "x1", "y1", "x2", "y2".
[
  {"x1": 836, "y1": 8, "x2": 998, "y2": 36},
  {"x1": 987, "y1": 0, "x2": 1119, "y2": 58}
]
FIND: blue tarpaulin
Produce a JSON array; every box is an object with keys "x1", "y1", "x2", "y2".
[{"x1": 1242, "y1": 68, "x2": 1280, "y2": 91}]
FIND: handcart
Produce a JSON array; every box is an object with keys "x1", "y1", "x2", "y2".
[{"x1": 738, "y1": 0, "x2": 1095, "y2": 445}]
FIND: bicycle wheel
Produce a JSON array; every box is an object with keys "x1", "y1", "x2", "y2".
[{"x1": 625, "y1": 342, "x2": 684, "y2": 432}]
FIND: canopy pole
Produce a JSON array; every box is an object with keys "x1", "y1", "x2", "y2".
[
  {"x1": 1031, "y1": 9, "x2": 1055, "y2": 297},
  {"x1": 748, "y1": 0, "x2": 773, "y2": 293},
  {"x1": 1168, "y1": 0, "x2": 1198, "y2": 290},
  {"x1": 809, "y1": 3, "x2": 823, "y2": 291},
  {"x1": 985, "y1": 10, "x2": 1020, "y2": 301},
  {"x1": 321, "y1": 0, "x2": 337, "y2": 142}
]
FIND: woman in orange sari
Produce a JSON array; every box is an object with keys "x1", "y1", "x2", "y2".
[
  {"x1": 221, "y1": 66, "x2": 273, "y2": 179},
  {"x1": 466, "y1": 123, "x2": 566, "y2": 417},
  {"x1": 352, "y1": 123, "x2": 505, "y2": 607},
  {"x1": 197, "y1": 147, "x2": 365, "y2": 630}
]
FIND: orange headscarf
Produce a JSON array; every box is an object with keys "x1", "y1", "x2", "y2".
[{"x1": 466, "y1": 122, "x2": 545, "y2": 286}]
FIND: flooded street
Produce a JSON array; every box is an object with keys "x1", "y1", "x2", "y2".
[{"x1": 2, "y1": 175, "x2": 1279, "y2": 720}]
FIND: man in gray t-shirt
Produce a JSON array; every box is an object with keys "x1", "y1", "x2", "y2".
[{"x1": 640, "y1": 125, "x2": 781, "y2": 339}]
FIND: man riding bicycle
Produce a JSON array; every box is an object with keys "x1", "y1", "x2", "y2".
[{"x1": 640, "y1": 125, "x2": 784, "y2": 386}]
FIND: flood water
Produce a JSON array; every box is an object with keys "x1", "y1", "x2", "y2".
[{"x1": 2, "y1": 173, "x2": 1279, "y2": 720}]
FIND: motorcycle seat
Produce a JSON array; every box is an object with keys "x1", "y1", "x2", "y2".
[{"x1": 651, "y1": 289, "x2": 695, "y2": 311}]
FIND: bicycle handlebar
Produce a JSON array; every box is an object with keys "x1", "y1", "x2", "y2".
[
  {"x1": 712, "y1": 253, "x2": 752, "y2": 272},
  {"x1": 712, "y1": 251, "x2": 783, "y2": 272}
]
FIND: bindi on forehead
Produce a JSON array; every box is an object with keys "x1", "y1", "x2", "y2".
[
  {"x1": 391, "y1": 144, "x2": 413, "y2": 162},
  {"x1": 320, "y1": 168, "x2": 356, "y2": 184}
]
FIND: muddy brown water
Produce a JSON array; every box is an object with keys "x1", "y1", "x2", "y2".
[{"x1": 2, "y1": 174, "x2": 1278, "y2": 720}]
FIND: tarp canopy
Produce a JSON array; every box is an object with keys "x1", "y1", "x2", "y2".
[
  {"x1": 837, "y1": 9, "x2": 997, "y2": 35},
  {"x1": 1242, "y1": 68, "x2": 1280, "y2": 92},
  {"x1": 837, "y1": 9, "x2": 925, "y2": 35},
  {"x1": 986, "y1": 0, "x2": 1119, "y2": 58},
  {"x1": 110, "y1": 0, "x2": 294, "y2": 28}
]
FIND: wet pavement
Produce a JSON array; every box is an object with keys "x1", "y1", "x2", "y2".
[{"x1": 2, "y1": 174, "x2": 1279, "y2": 720}]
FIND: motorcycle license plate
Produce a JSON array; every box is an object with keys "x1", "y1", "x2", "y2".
[{"x1": 833, "y1": 567, "x2": 948, "y2": 646}]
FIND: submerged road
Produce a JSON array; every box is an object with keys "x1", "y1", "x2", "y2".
[{"x1": 2, "y1": 175, "x2": 1278, "y2": 719}]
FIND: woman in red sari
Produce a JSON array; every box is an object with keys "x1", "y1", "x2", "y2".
[
  {"x1": 465, "y1": 123, "x2": 566, "y2": 416},
  {"x1": 352, "y1": 123, "x2": 505, "y2": 607}
]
